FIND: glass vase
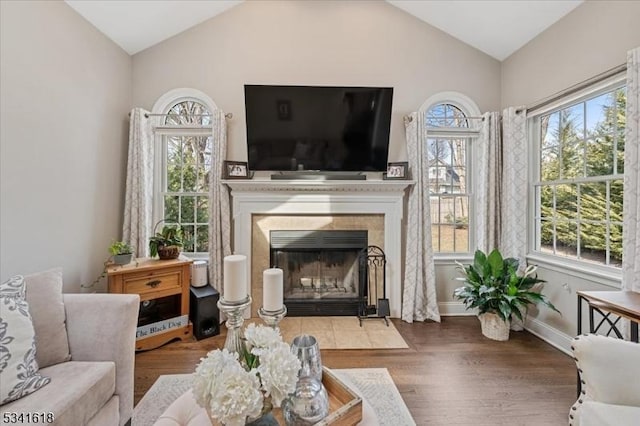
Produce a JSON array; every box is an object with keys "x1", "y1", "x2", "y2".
[{"x1": 282, "y1": 376, "x2": 329, "y2": 426}]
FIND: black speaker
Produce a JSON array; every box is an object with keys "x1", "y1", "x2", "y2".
[{"x1": 189, "y1": 286, "x2": 220, "y2": 340}]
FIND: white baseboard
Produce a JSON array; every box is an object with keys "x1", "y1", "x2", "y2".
[
  {"x1": 438, "y1": 301, "x2": 477, "y2": 316},
  {"x1": 524, "y1": 317, "x2": 573, "y2": 356}
]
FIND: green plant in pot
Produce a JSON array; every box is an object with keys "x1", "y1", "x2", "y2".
[
  {"x1": 109, "y1": 240, "x2": 133, "y2": 265},
  {"x1": 453, "y1": 249, "x2": 560, "y2": 341},
  {"x1": 149, "y1": 224, "x2": 183, "y2": 260}
]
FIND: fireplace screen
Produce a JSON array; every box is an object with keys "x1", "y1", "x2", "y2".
[{"x1": 270, "y1": 230, "x2": 367, "y2": 316}]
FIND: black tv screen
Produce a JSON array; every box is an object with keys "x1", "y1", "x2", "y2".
[{"x1": 244, "y1": 85, "x2": 393, "y2": 172}]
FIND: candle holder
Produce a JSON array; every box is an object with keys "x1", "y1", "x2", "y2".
[
  {"x1": 217, "y1": 296, "x2": 252, "y2": 354},
  {"x1": 258, "y1": 305, "x2": 288, "y2": 331}
]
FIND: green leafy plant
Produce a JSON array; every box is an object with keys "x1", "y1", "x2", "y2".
[
  {"x1": 108, "y1": 240, "x2": 132, "y2": 255},
  {"x1": 453, "y1": 249, "x2": 560, "y2": 322},
  {"x1": 149, "y1": 224, "x2": 183, "y2": 258}
]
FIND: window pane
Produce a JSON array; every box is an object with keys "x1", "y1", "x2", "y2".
[
  {"x1": 454, "y1": 196, "x2": 469, "y2": 252},
  {"x1": 167, "y1": 137, "x2": 182, "y2": 192},
  {"x1": 430, "y1": 196, "x2": 440, "y2": 224},
  {"x1": 586, "y1": 134, "x2": 614, "y2": 176},
  {"x1": 164, "y1": 196, "x2": 179, "y2": 223},
  {"x1": 555, "y1": 221, "x2": 577, "y2": 258},
  {"x1": 439, "y1": 225, "x2": 455, "y2": 252},
  {"x1": 165, "y1": 100, "x2": 211, "y2": 126},
  {"x1": 610, "y1": 180, "x2": 623, "y2": 222},
  {"x1": 452, "y1": 167, "x2": 465, "y2": 193},
  {"x1": 560, "y1": 105, "x2": 584, "y2": 179},
  {"x1": 579, "y1": 221, "x2": 606, "y2": 265},
  {"x1": 196, "y1": 225, "x2": 209, "y2": 252},
  {"x1": 580, "y1": 182, "x2": 607, "y2": 223},
  {"x1": 197, "y1": 136, "x2": 213, "y2": 192},
  {"x1": 182, "y1": 225, "x2": 195, "y2": 252},
  {"x1": 181, "y1": 196, "x2": 195, "y2": 223},
  {"x1": 440, "y1": 196, "x2": 454, "y2": 225},
  {"x1": 610, "y1": 223, "x2": 623, "y2": 265},
  {"x1": 556, "y1": 184, "x2": 577, "y2": 220},
  {"x1": 541, "y1": 112, "x2": 559, "y2": 181},
  {"x1": 540, "y1": 219, "x2": 553, "y2": 251},
  {"x1": 586, "y1": 93, "x2": 610, "y2": 134},
  {"x1": 182, "y1": 138, "x2": 197, "y2": 192},
  {"x1": 540, "y1": 185, "x2": 554, "y2": 218},
  {"x1": 196, "y1": 196, "x2": 209, "y2": 223}
]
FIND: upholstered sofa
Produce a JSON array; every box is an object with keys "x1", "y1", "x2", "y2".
[
  {"x1": 0, "y1": 269, "x2": 140, "y2": 426},
  {"x1": 570, "y1": 334, "x2": 640, "y2": 426}
]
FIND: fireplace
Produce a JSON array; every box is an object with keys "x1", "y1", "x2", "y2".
[{"x1": 270, "y1": 230, "x2": 367, "y2": 316}]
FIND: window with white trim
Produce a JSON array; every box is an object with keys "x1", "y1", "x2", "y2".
[
  {"x1": 155, "y1": 99, "x2": 213, "y2": 256},
  {"x1": 425, "y1": 103, "x2": 475, "y2": 253},
  {"x1": 532, "y1": 83, "x2": 626, "y2": 267}
]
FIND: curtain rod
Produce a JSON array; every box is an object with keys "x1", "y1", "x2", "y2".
[
  {"x1": 526, "y1": 63, "x2": 627, "y2": 114},
  {"x1": 128, "y1": 112, "x2": 233, "y2": 119},
  {"x1": 403, "y1": 115, "x2": 485, "y2": 123}
]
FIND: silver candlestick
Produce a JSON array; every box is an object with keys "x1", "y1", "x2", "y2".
[
  {"x1": 217, "y1": 296, "x2": 252, "y2": 354},
  {"x1": 258, "y1": 305, "x2": 288, "y2": 331}
]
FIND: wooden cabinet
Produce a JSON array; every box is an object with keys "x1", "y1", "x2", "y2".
[{"x1": 107, "y1": 258, "x2": 193, "y2": 351}]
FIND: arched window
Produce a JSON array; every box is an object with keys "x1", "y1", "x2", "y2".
[
  {"x1": 153, "y1": 89, "x2": 217, "y2": 257},
  {"x1": 421, "y1": 93, "x2": 480, "y2": 255}
]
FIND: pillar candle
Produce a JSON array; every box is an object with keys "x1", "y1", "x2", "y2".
[
  {"x1": 223, "y1": 254, "x2": 247, "y2": 302},
  {"x1": 263, "y1": 268, "x2": 283, "y2": 311}
]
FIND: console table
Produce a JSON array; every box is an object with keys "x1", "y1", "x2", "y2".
[
  {"x1": 107, "y1": 258, "x2": 193, "y2": 351},
  {"x1": 577, "y1": 291, "x2": 640, "y2": 342}
]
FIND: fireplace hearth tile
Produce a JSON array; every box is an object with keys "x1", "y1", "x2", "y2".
[
  {"x1": 330, "y1": 317, "x2": 362, "y2": 331},
  {"x1": 334, "y1": 330, "x2": 374, "y2": 349},
  {"x1": 366, "y1": 329, "x2": 409, "y2": 349}
]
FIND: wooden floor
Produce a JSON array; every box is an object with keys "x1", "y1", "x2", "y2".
[{"x1": 134, "y1": 317, "x2": 576, "y2": 425}]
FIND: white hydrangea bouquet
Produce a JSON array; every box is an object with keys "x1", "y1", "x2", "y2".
[{"x1": 192, "y1": 323, "x2": 302, "y2": 426}]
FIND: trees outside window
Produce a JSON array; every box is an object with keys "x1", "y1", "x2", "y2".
[{"x1": 534, "y1": 86, "x2": 625, "y2": 267}]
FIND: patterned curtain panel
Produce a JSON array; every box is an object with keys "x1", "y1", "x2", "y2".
[
  {"x1": 476, "y1": 112, "x2": 502, "y2": 253},
  {"x1": 123, "y1": 108, "x2": 153, "y2": 257},
  {"x1": 208, "y1": 110, "x2": 232, "y2": 294},
  {"x1": 623, "y1": 47, "x2": 640, "y2": 293},
  {"x1": 402, "y1": 112, "x2": 441, "y2": 323},
  {"x1": 501, "y1": 107, "x2": 528, "y2": 264}
]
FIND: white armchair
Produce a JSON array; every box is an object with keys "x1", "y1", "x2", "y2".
[{"x1": 569, "y1": 334, "x2": 640, "y2": 426}]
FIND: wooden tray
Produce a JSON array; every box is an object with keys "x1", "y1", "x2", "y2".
[{"x1": 273, "y1": 367, "x2": 363, "y2": 425}]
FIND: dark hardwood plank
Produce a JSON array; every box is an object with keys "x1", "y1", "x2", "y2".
[{"x1": 134, "y1": 317, "x2": 575, "y2": 425}]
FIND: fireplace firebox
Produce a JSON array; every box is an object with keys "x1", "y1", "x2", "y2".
[{"x1": 270, "y1": 230, "x2": 367, "y2": 316}]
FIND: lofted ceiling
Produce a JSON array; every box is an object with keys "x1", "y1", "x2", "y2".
[{"x1": 65, "y1": 0, "x2": 583, "y2": 60}]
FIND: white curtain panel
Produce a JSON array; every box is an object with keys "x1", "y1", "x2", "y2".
[
  {"x1": 476, "y1": 112, "x2": 502, "y2": 254},
  {"x1": 208, "y1": 110, "x2": 232, "y2": 294},
  {"x1": 623, "y1": 47, "x2": 640, "y2": 293},
  {"x1": 402, "y1": 112, "x2": 440, "y2": 323},
  {"x1": 122, "y1": 108, "x2": 154, "y2": 257},
  {"x1": 501, "y1": 107, "x2": 528, "y2": 264}
]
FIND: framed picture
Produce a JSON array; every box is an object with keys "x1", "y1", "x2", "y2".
[
  {"x1": 384, "y1": 162, "x2": 409, "y2": 180},
  {"x1": 223, "y1": 161, "x2": 250, "y2": 179}
]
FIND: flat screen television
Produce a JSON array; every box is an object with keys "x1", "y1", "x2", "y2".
[{"x1": 244, "y1": 85, "x2": 393, "y2": 172}]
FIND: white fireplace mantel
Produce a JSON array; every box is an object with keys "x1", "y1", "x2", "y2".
[{"x1": 224, "y1": 179, "x2": 415, "y2": 318}]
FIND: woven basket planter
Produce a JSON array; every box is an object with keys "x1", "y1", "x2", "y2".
[
  {"x1": 478, "y1": 313, "x2": 510, "y2": 341},
  {"x1": 158, "y1": 245, "x2": 180, "y2": 260}
]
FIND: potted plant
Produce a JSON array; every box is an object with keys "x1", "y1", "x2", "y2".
[
  {"x1": 109, "y1": 240, "x2": 133, "y2": 265},
  {"x1": 453, "y1": 249, "x2": 560, "y2": 341},
  {"x1": 149, "y1": 224, "x2": 183, "y2": 260}
]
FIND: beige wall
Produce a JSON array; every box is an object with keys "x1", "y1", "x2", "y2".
[
  {"x1": 501, "y1": 0, "x2": 640, "y2": 108},
  {"x1": 500, "y1": 0, "x2": 640, "y2": 348},
  {"x1": 132, "y1": 0, "x2": 501, "y2": 163},
  {"x1": 0, "y1": 1, "x2": 132, "y2": 291}
]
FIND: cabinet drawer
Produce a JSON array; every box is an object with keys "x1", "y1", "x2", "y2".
[{"x1": 124, "y1": 271, "x2": 181, "y2": 295}]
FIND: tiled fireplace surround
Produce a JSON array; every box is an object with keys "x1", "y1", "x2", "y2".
[{"x1": 224, "y1": 180, "x2": 412, "y2": 318}]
